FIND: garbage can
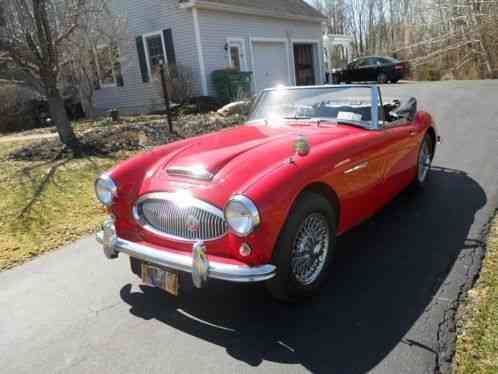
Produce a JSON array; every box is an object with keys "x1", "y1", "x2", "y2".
[{"x1": 212, "y1": 69, "x2": 252, "y2": 103}]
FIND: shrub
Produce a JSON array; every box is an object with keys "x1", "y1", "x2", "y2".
[{"x1": 0, "y1": 83, "x2": 48, "y2": 134}]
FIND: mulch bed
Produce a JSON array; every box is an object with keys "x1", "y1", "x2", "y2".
[{"x1": 7, "y1": 113, "x2": 245, "y2": 161}]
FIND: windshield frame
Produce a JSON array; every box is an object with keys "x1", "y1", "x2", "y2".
[{"x1": 247, "y1": 84, "x2": 385, "y2": 130}]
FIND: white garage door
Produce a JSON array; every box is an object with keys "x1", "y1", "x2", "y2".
[{"x1": 252, "y1": 41, "x2": 289, "y2": 93}]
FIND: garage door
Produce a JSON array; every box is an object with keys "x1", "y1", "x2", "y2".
[{"x1": 252, "y1": 41, "x2": 289, "y2": 93}]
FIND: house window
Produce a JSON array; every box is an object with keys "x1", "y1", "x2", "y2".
[
  {"x1": 95, "y1": 44, "x2": 123, "y2": 88},
  {"x1": 230, "y1": 46, "x2": 241, "y2": 71},
  {"x1": 145, "y1": 33, "x2": 166, "y2": 77}
]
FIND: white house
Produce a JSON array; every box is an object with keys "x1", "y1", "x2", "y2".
[{"x1": 93, "y1": 0, "x2": 327, "y2": 114}]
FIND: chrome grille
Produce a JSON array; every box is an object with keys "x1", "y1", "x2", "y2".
[{"x1": 135, "y1": 193, "x2": 227, "y2": 241}]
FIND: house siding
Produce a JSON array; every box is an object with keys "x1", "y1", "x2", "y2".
[
  {"x1": 94, "y1": 0, "x2": 201, "y2": 115},
  {"x1": 196, "y1": 8, "x2": 324, "y2": 96}
]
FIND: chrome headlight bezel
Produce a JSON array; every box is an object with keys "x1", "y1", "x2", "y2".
[
  {"x1": 95, "y1": 174, "x2": 117, "y2": 207},
  {"x1": 224, "y1": 195, "x2": 260, "y2": 237}
]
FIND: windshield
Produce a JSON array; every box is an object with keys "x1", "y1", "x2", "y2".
[{"x1": 248, "y1": 86, "x2": 380, "y2": 129}]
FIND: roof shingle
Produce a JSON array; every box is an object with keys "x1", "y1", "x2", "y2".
[{"x1": 182, "y1": 0, "x2": 326, "y2": 19}]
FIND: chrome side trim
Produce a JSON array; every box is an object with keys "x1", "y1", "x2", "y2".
[
  {"x1": 96, "y1": 232, "x2": 277, "y2": 283},
  {"x1": 133, "y1": 192, "x2": 227, "y2": 242},
  {"x1": 344, "y1": 161, "x2": 369, "y2": 175}
]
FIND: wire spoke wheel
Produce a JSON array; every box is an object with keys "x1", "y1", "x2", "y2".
[
  {"x1": 291, "y1": 213, "x2": 330, "y2": 286},
  {"x1": 418, "y1": 140, "x2": 432, "y2": 183}
]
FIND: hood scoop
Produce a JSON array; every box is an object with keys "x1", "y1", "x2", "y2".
[
  {"x1": 167, "y1": 165, "x2": 214, "y2": 181},
  {"x1": 164, "y1": 136, "x2": 282, "y2": 181}
]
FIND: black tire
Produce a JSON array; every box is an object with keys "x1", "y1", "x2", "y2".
[
  {"x1": 377, "y1": 73, "x2": 388, "y2": 84},
  {"x1": 411, "y1": 134, "x2": 434, "y2": 190},
  {"x1": 392, "y1": 78, "x2": 400, "y2": 84},
  {"x1": 265, "y1": 192, "x2": 337, "y2": 302}
]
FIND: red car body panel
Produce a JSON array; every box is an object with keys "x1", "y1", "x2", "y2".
[{"x1": 109, "y1": 113, "x2": 436, "y2": 267}]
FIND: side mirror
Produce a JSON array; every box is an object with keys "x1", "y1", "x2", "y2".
[{"x1": 391, "y1": 97, "x2": 417, "y2": 122}]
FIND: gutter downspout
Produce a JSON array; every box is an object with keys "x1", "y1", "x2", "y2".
[{"x1": 192, "y1": 6, "x2": 208, "y2": 96}]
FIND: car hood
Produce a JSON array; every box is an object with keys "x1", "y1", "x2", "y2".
[
  {"x1": 137, "y1": 123, "x2": 359, "y2": 206},
  {"x1": 164, "y1": 127, "x2": 282, "y2": 178}
]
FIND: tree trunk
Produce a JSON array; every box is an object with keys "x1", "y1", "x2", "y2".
[{"x1": 46, "y1": 83, "x2": 78, "y2": 147}]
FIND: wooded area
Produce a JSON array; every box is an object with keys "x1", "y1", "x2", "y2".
[{"x1": 312, "y1": 0, "x2": 498, "y2": 80}]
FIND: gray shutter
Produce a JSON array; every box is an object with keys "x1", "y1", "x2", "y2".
[
  {"x1": 136, "y1": 36, "x2": 149, "y2": 83},
  {"x1": 163, "y1": 29, "x2": 176, "y2": 65}
]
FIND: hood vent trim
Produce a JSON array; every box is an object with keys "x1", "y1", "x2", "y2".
[{"x1": 167, "y1": 166, "x2": 214, "y2": 181}]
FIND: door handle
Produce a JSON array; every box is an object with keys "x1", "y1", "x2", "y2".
[
  {"x1": 344, "y1": 161, "x2": 369, "y2": 175},
  {"x1": 410, "y1": 131, "x2": 417, "y2": 136}
]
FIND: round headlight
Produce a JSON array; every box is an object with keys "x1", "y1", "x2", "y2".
[
  {"x1": 95, "y1": 174, "x2": 117, "y2": 206},
  {"x1": 224, "y1": 195, "x2": 260, "y2": 237}
]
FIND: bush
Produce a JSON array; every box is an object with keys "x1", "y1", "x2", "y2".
[
  {"x1": 414, "y1": 64, "x2": 442, "y2": 81},
  {"x1": 0, "y1": 83, "x2": 49, "y2": 134},
  {"x1": 166, "y1": 64, "x2": 194, "y2": 104}
]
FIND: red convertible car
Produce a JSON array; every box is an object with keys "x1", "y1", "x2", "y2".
[{"x1": 96, "y1": 85, "x2": 439, "y2": 301}]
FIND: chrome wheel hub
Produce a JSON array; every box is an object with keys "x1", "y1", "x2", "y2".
[
  {"x1": 418, "y1": 141, "x2": 432, "y2": 183},
  {"x1": 291, "y1": 213, "x2": 330, "y2": 286}
]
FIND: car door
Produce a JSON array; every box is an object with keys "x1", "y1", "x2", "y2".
[
  {"x1": 330, "y1": 130, "x2": 393, "y2": 232},
  {"x1": 354, "y1": 58, "x2": 372, "y2": 82},
  {"x1": 344, "y1": 60, "x2": 359, "y2": 82},
  {"x1": 379, "y1": 118, "x2": 420, "y2": 203},
  {"x1": 364, "y1": 58, "x2": 381, "y2": 81}
]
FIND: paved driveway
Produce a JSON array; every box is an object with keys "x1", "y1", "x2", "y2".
[{"x1": 1, "y1": 80, "x2": 497, "y2": 374}]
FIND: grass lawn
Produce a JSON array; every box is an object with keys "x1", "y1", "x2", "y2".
[
  {"x1": 0, "y1": 113, "x2": 242, "y2": 271},
  {"x1": 454, "y1": 215, "x2": 498, "y2": 373},
  {"x1": 0, "y1": 140, "x2": 125, "y2": 270}
]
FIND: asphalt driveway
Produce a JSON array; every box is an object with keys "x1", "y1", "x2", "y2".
[{"x1": 1, "y1": 80, "x2": 497, "y2": 374}]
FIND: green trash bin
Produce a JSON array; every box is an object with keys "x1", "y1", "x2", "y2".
[{"x1": 212, "y1": 69, "x2": 253, "y2": 103}]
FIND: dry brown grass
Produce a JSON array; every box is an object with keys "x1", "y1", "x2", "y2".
[{"x1": 454, "y1": 215, "x2": 498, "y2": 373}]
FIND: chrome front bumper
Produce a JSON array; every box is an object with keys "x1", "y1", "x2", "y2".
[{"x1": 96, "y1": 221, "x2": 276, "y2": 287}]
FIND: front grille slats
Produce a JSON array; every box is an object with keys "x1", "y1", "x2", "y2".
[{"x1": 138, "y1": 196, "x2": 227, "y2": 241}]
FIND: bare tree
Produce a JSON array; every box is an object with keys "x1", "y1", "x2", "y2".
[
  {"x1": 315, "y1": 0, "x2": 498, "y2": 79},
  {"x1": 0, "y1": 0, "x2": 128, "y2": 148}
]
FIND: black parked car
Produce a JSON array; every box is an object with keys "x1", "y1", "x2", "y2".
[{"x1": 331, "y1": 56, "x2": 409, "y2": 84}]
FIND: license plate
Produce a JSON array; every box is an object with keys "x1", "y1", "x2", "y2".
[{"x1": 142, "y1": 264, "x2": 179, "y2": 296}]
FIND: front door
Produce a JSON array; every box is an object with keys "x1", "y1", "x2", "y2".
[
  {"x1": 294, "y1": 44, "x2": 316, "y2": 86},
  {"x1": 227, "y1": 39, "x2": 247, "y2": 72}
]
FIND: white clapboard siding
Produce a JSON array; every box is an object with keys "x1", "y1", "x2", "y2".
[
  {"x1": 94, "y1": 1, "x2": 324, "y2": 114},
  {"x1": 94, "y1": 0, "x2": 200, "y2": 115},
  {"x1": 196, "y1": 8, "x2": 324, "y2": 96}
]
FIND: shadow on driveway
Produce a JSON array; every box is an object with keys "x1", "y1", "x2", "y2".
[{"x1": 119, "y1": 167, "x2": 486, "y2": 373}]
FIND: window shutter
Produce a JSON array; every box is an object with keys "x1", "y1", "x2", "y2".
[
  {"x1": 163, "y1": 29, "x2": 176, "y2": 65},
  {"x1": 136, "y1": 36, "x2": 149, "y2": 83}
]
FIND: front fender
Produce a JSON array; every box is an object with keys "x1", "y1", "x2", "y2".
[{"x1": 241, "y1": 147, "x2": 346, "y2": 264}]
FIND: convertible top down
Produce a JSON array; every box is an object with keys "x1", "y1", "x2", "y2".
[{"x1": 96, "y1": 85, "x2": 439, "y2": 301}]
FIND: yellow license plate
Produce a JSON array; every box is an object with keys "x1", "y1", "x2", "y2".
[{"x1": 142, "y1": 264, "x2": 179, "y2": 296}]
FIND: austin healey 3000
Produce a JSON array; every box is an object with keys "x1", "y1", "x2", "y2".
[{"x1": 96, "y1": 85, "x2": 439, "y2": 301}]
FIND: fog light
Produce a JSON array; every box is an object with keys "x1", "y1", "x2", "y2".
[{"x1": 240, "y1": 243, "x2": 252, "y2": 257}]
